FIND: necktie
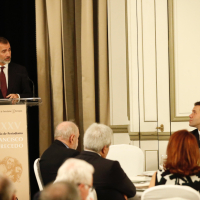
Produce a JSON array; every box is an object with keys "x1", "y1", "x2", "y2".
[{"x1": 0, "y1": 67, "x2": 7, "y2": 98}]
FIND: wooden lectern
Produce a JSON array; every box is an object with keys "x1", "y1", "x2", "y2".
[{"x1": 0, "y1": 98, "x2": 42, "y2": 200}]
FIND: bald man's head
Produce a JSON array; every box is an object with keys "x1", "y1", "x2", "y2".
[{"x1": 54, "y1": 121, "x2": 79, "y2": 149}]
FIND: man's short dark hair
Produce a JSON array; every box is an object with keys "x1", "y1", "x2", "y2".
[
  {"x1": 0, "y1": 37, "x2": 9, "y2": 44},
  {"x1": 194, "y1": 101, "x2": 200, "y2": 106}
]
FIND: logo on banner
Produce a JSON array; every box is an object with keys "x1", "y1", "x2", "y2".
[{"x1": 0, "y1": 156, "x2": 23, "y2": 183}]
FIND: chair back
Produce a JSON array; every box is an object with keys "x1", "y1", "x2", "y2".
[
  {"x1": 106, "y1": 144, "x2": 144, "y2": 177},
  {"x1": 141, "y1": 185, "x2": 200, "y2": 200},
  {"x1": 33, "y1": 158, "x2": 44, "y2": 191}
]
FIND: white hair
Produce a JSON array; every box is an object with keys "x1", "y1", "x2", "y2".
[
  {"x1": 54, "y1": 158, "x2": 94, "y2": 185},
  {"x1": 83, "y1": 123, "x2": 113, "y2": 152},
  {"x1": 54, "y1": 121, "x2": 79, "y2": 140},
  {"x1": 0, "y1": 174, "x2": 16, "y2": 200}
]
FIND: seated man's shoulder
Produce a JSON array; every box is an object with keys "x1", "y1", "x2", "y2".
[
  {"x1": 40, "y1": 140, "x2": 79, "y2": 159},
  {"x1": 191, "y1": 128, "x2": 198, "y2": 134},
  {"x1": 95, "y1": 157, "x2": 122, "y2": 171},
  {"x1": 106, "y1": 159, "x2": 123, "y2": 170}
]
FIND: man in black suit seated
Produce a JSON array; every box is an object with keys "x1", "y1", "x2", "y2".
[
  {"x1": 189, "y1": 101, "x2": 200, "y2": 147},
  {"x1": 76, "y1": 123, "x2": 136, "y2": 200},
  {"x1": 40, "y1": 121, "x2": 80, "y2": 185},
  {"x1": 0, "y1": 37, "x2": 32, "y2": 99}
]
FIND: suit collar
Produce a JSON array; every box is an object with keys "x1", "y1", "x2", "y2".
[
  {"x1": 84, "y1": 149, "x2": 101, "y2": 156},
  {"x1": 81, "y1": 150, "x2": 101, "y2": 157},
  {"x1": 191, "y1": 129, "x2": 200, "y2": 147},
  {"x1": 7, "y1": 62, "x2": 16, "y2": 94},
  {"x1": 54, "y1": 140, "x2": 68, "y2": 148}
]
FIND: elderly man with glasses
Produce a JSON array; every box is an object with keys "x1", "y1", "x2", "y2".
[
  {"x1": 54, "y1": 158, "x2": 95, "y2": 200},
  {"x1": 76, "y1": 123, "x2": 136, "y2": 200}
]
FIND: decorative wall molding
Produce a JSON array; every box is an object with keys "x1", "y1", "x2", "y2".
[
  {"x1": 107, "y1": 0, "x2": 129, "y2": 125},
  {"x1": 110, "y1": 125, "x2": 128, "y2": 133},
  {"x1": 168, "y1": 0, "x2": 194, "y2": 122},
  {"x1": 129, "y1": 131, "x2": 170, "y2": 140},
  {"x1": 168, "y1": 0, "x2": 200, "y2": 122}
]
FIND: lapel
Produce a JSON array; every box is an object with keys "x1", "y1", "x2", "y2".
[
  {"x1": 0, "y1": 90, "x2": 3, "y2": 98},
  {"x1": 196, "y1": 129, "x2": 200, "y2": 147},
  {"x1": 192, "y1": 129, "x2": 200, "y2": 147},
  {"x1": 81, "y1": 151, "x2": 101, "y2": 158},
  {"x1": 54, "y1": 140, "x2": 67, "y2": 148},
  {"x1": 7, "y1": 63, "x2": 16, "y2": 95}
]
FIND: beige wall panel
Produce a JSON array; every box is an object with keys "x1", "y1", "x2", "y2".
[
  {"x1": 170, "y1": 0, "x2": 200, "y2": 130},
  {"x1": 113, "y1": 133, "x2": 131, "y2": 145},
  {"x1": 171, "y1": 121, "x2": 193, "y2": 132},
  {"x1": 145, "y1": 150, "x2": 158, "y2": 171},
  {"x1": 107, "y1": 0, "x2": 129, "y2": 125},
  {"x1": 127, "y1": 0, "x2": 140, "y2": 133},
  {"x1": 142, "y1": 0, "x2": 157, "y2": 121},
  {"x1": 141, "y1": 141, "x2": 158, "y2": 171},
  {"x1": 156, "y1": 0, "x2": 170, "y2": 132},
  {"x1": 137, "y1": 0, "x2": 157, "y2": 132},
  {"x1": 174, "y1": 0, "x2": 200, "y2": 116}
]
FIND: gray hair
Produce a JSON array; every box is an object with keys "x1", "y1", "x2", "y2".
[
  {"x1": 40, "y1": 181, "x2": 81, "y2": 200},
  {"x1": 54, "y1": 121, "x2": 79, "y2": 140},
  {"x1": 84, "y1": 123, "x2": 113, "y2": 152},
  {"x1": 54, "y1": 158, "x2": 94, "y2": 185},
  {"x1": 0, "y1": 174, "x2": 16, "y2": 200}
]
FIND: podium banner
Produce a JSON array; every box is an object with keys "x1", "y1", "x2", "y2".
[{"x1": 0, "y1": 104, "x2": 30, "y2": 200}]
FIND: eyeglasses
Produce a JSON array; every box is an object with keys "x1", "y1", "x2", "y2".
[
  {"x1": 77, "y1": 183, "x2": 94, "y2": 191},
  {"x1": 84, "y1": 184, "x2": 94, "y2": 191}
]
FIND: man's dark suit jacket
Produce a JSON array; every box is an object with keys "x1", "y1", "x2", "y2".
[
  {"x1": 40, "y1": 140, "x2": 80, "y2": 186},
  {"x1": 76, "y1": 151, "x2": 136, "y2": 200},
  {"x1": 191, "y1": 129, "x2": 200, "y2": 147},
  {"x1": 0, "y1": 62, "x2": 32, "y2": 98}
]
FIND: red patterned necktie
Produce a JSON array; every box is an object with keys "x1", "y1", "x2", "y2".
[{"x1": 0, "y1": 66, "x2": 7, "y2": 98}]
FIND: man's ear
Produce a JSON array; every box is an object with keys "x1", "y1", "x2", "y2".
[
  {"x1": 99, "y1": 146, "x2": 107, "y2": 158},
  {"x1": 69, "y1": 134, "x2": 75, "y2": 144},
  {"x1": 102, "y1": 146, "x2": 107, "y2": 154},
  {"x1": 12, "y1": 194, "x2": 17, "y2": 200}
]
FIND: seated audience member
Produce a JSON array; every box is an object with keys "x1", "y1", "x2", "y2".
[
  {"x1": 149, "y1": 129, "x2": 200, "y2": 192},
  {"x1": 0, "y1": 174, "x2": 16, "y2": 200},
  {"x1": 189, "y1": 101, "x2": 200, "y2": 147},
  {"x1": 76, "y1": 123, "x2": 136, "y2": 200},
  {"x1": 54, "y1": 158, "x2": 94, "y2": 200},
  {"x1": 40, "y1": 121, "x2": 80, "y2": 185},
  {"x1": 39, "y1": 181, "x2": 81, "y2": 200}
]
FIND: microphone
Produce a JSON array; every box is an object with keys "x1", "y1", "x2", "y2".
[
  {"x1": 17, "y1": 73, "x2": 35, "y2": 97},
  {"x1": 26, "y1": 76, "x2": 35, "y2": 98}
]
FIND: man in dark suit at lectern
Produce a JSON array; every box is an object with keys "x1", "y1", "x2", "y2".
[
  {"x1": 189, "y1": 101, "x2": 200, "y2": 147},
  {"x1": 40, "y1": 121, "x2": 80, "y2": 186},
  {"x1": 0, "y1": 37, "x2": 32, "y2": 99}
]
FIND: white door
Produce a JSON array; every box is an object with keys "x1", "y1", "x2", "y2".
[
  {"x1": 127, "y1": 0, "x2": 200, "y2": 170},
  {"x1": 107, "y1": 0, "x2": 200, "y2": 170}
]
